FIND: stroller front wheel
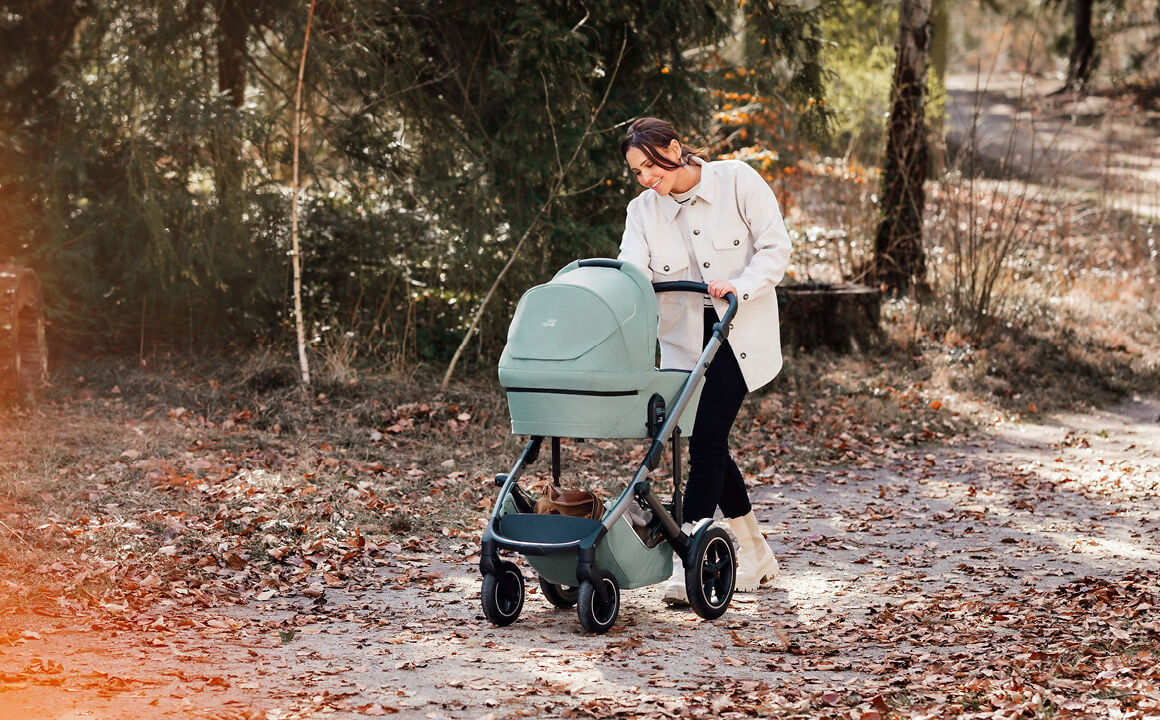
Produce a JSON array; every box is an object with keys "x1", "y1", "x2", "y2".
[
  {"x1": 481, "y1": 561, "x2": 525, "y2": 626},
  {"x1": 576, "y1": 576, "x2": 619, "y2": 634},
  {"x1": 539, "y1": 577, "x2": 579, "y2": 609},
  {"x1": 685, "y1": 525, "x2": 736, "y2": 620}
]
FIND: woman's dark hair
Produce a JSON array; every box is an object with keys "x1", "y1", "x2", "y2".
[{"x1": 620, "y1": 117, "x2": 707, "y2": 170}]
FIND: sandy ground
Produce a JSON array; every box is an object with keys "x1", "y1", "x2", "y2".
[{"x1": 3, "y1": 394, "x2": 1157, "y2": 719}]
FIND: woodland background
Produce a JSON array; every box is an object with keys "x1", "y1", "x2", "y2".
[
  {"x1": 1, "y1": 0, "x2": 1153, "y2": 384},
  {"x1": 1, "y1": 2, "x2": 1160, "y2": 718}
]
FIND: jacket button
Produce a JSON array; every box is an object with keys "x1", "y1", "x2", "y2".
[
  {"x1": 739, "y1": 352, "x2": 747, "y2": 359},
  {"x1": 663, "y1": 265, "x2": 670, "y2": 272},
  {"x1": 743, "y1": 293, "x2": 749, "y2": 300},
  {"x1": 693, "y1": 229, "x2": 701, "y2": 235},
  {"x1": 690, "y1": 200, "x2": 697, "y2": 206},
  {"x1": 702, "y1": 262, "x2": 710, "y2": 269},
  {"x1": 733, "y1": 239, "x2": 740, "y2": 246}
]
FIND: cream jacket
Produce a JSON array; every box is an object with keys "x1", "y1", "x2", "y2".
[{"x1": 618, "y1": 158, "x2": 791, "y2": 392}]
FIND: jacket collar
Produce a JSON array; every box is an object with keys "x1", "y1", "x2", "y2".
[{"x1": 659, "y1": 156, "x2": 714, "y2": 222}]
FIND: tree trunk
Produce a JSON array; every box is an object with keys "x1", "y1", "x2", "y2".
[
  {"x1": 291, "y1": 0, "x2": 317, "y2": 386},
  {"x1": 1067, "y1": 0, "x2": 1096, "y2": 91},
  {"x1": 0, "y1": 0, "x2": 90, "y2": 117},
  {"x1": 0, "y1": 265, "x2": 48, "y2": 404},
  {"x1": 777, "y1": 284, "x2": 882, "y2": 353},
  {"x1": 214, "y1": 0, "x2": 248, "y2": 256},
  {"x1": 217, "y1": 0, "x2": 248, "y2": 108},
  {"x1": 928, "y1": 0, "x2": 949, "y2": 177},
  {"x1": 874, "y1": 0, "x2": 931, "y2": 294}
]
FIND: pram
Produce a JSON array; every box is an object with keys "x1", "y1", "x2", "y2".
[{"x1": 479, "y1": 258, "x2": 739, "y2": 634}]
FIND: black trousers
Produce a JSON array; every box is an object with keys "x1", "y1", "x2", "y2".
[{"x1": 682, "y1": 307, "x2": 753, "y2": 523}]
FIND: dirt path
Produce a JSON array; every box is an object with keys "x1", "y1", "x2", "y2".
[
  {"x1": 4, "y1": 396, "x2": 1157, "y2": 719},
  {"x1": 945, "y1": 73, "x2": 1160, "y2": 218}
]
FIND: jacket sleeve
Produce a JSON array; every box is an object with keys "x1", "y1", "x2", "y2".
[
  {"x1": 728, "y1": 163, "x2": 791, "y2": 302},
  {"x1": 617, "y1": 197, "x2": 652, "y2": 274}
]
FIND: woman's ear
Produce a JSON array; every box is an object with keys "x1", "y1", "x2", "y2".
[{"x1": 668, "y1": 139, "x2": 682, "y2": 161}]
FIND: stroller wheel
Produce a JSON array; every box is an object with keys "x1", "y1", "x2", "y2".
[
  {"x1": 538, "y1": 577, "x2": 579, "y2": 609},
  {"x1": 481, "y1": 561, "x2": 525, "y2": 626},
  {"x1": 685, "y1": 525, "x2": 736, "y2": 620},
  {"x1": 576, "y1": 576, "x2": 619, "y2": 634}
]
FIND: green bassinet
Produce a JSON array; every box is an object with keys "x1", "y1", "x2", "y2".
[{"x1": 497, "y1": 259, "x2": 702, "y2": 439}]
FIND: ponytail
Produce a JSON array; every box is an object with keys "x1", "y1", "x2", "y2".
[{"x1": 620, "y1": 117, "x2": 707, "y2": 169}]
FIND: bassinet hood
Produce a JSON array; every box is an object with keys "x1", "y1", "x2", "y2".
[{"x1": 498, "y1": 260, "x2": 658, "y2": 392}]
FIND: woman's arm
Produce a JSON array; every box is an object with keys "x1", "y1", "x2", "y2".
[
  {"x1": 729, "y1": 165, "x2": 792, "y2": 301},
  {"x1": 617, "y1": 198, "x2": 652, "y2": 272}
]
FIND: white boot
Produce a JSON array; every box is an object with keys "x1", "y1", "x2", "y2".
[
  {"x1": 662, "y1": 522, "x2": 696, "y2": 606},
  {"x1": 725, "y1": 512, "x2": 779, "y2": 592}
]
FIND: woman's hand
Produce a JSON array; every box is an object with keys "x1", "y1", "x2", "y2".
[{"x1": 707, "y1": 279, "x2": 737, "y2": 299}]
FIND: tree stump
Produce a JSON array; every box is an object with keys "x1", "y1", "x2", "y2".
[
  {"x1": 0, "y1": 264, "x2": 49, "y2": 404},
  {"x1": 777, "y1": 283, "x2": 882, "y2": 353}
]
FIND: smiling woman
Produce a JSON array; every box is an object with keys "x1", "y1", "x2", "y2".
[
  {"x1": 616, "y1": 116, "x2": 792, "y2": 605},
  {"x1": 0, "y1": 264, "x2": 48, "y2": 405}
]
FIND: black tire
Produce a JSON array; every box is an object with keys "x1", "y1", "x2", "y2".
[
  {"x1": 539, "y1": 577, "x2": 579, "y2": 609},
  {"x1": 576, "y1": 576, "x2": 619, "y2": 634},
  {"x1": 685, "y1": 526, "x2": 736, "y2": 620},
  {"x1": 481, "y1": 561, "x2": 525, "y2": 626}
]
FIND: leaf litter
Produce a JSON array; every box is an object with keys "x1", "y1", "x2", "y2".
[{"x1": 0, "y1": 353, "x2": 1155, "y2": 719}]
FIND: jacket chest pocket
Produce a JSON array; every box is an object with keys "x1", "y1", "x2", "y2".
[
  {"x1": 649, "y1": 248, "x2": 690, "y2": 280},
  {"x1": 712, "y1": 235, "x2": 746, "y2": 252}
]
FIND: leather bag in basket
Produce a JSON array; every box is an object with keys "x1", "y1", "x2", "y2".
[{"x1": 534, "y1": 485, "x2": 600, "y2": 520}]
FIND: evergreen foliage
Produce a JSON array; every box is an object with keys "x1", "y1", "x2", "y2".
[{"x1": 0, "y1": 0, "x2": 830, "y2": 370}]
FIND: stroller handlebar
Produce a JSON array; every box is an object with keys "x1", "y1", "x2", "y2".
[
  {"x1": 652, "y1": 281, "x2": 739, "y2": 334},
  {"x1": 572, "y1": 259, "x2": 739, "y2": 336}
]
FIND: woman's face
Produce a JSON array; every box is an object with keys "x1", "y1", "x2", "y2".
[{"x1": 625, "y1": 140, "x2": 682, "y2": 195}]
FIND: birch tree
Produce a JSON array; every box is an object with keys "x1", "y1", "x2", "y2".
[{"x1": 291, "y1": 0, "x2": 317, "y2": 385}]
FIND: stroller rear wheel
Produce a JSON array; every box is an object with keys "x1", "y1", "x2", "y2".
[
  {"x1": 481, "y1": 560, "x2": 525, "y2": 626},
  {"x1": 539, "y1": 577, "x2": 579, "y2": 609},
  {"x1": 576, "y1": 575, "x2": 619, "y2": 634},
  {"x1": 685, "y1": 525, "x2": 736, "y2": 620}
]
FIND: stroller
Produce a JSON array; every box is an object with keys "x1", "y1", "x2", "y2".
[{"x1": 478, "y1": 258, "x2": 740, "y2": 634}]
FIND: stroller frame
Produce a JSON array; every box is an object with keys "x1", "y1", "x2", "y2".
[{"x1": 479, "y1": 259, "x2": 739, "y2": 633}]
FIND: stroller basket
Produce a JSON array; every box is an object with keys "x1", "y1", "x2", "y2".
[
  {"x1": 495, "y1": 511, "x2": 669, "y2": 591},
  {"x1": 498, "y1": 259, "x2": 701, "y2": 438}
]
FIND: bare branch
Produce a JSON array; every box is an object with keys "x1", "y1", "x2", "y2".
[{"x1": 440, "y1": 32, "x2": 629, "y2": 389}]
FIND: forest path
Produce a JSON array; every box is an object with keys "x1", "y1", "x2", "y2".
[
  {"x1": 3, "y1": 395, "x2": 1157, "y2": 719},
  {"x1": 945, "y1": 72, "x2": 1160, "y2": 219}
]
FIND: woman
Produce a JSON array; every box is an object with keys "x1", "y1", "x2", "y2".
[{"x1": 617, "y1": 117, "x2": 790, "y2": 604}]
